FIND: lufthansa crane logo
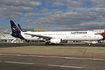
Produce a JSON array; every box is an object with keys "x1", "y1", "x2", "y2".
[{"x1": 12, "y1": 26, "x2": 17, "y2": 32}]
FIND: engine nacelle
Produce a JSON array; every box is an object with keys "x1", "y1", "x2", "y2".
[{"x1": 50, "y1": 39, "x2": 61, "y2": 44}]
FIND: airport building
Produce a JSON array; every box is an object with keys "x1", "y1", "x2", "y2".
[
  {"x1": 0, "y1": 33, "x2": 24, "y2": 43},
  {"x1": 0, "y1": 33, "x2": 15, "y2": 42},
  {"x1": 33, "y1": 29, "x2": 45, "y2": 31},
  {"x1": 87, "y1": 28, "x2": 105, "y2": 33}
]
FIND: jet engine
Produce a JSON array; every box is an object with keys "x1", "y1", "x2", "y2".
[{"x1": 50, "y1": 39, "x2": 61, "y2": 44}]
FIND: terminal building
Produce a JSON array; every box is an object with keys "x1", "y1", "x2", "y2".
[
  {"x1": 33, "y1": 29, "x2": 45, "y2": 31},
  {"x1": 87, "y1": 28, "x2": 105, "y2": 33},
  {"x1": 0, "y1": 33, "x2": 15, "y2": 42}
]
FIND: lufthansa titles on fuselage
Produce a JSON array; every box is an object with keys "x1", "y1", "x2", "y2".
[{"x1": 71, "y1": 31, "x2": 87, "y2": 34}]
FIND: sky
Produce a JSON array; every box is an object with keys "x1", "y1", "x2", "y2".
[{"x1": 0, "y1": 0, "x2": 105, "y2": 33}]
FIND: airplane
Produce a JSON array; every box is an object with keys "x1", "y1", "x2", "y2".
[
  {"x1": 10, "y1": 20, "x2": 105, "y2": 45},
  {"x1": 18, "y1": 24, "x2": 22, "y2": 31}
]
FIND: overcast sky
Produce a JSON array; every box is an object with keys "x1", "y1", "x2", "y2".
[{"x1": 0, "y1": 0, "x2": 105, "y2": 33}]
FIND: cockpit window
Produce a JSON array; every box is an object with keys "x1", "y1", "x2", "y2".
[
  {"x1": 101, "y1": 34, "x2": 104, "y2": 36},
  {"x1": 94, "y1": 33, "x2": 101, "y2": 35}
]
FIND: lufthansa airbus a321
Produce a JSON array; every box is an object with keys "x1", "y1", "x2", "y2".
[{"x1": 10, "y1": 20, "x2": 104, "y2": 45}]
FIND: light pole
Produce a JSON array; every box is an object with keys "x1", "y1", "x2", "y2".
[
  {"x1": 99, "y1": 21, "x2": 101, "y2": 32},
  {"x1": 0, "y1": 34, "x2": 1, "y2": 42}
]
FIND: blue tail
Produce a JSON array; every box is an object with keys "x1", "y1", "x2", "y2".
[{"x1": 10, "y1": 20, "x2": 24, "y2": 39}]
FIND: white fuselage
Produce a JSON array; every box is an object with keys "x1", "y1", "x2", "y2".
[{"x1": 21, "y1": 31, "x2": 103, "y2": 41}]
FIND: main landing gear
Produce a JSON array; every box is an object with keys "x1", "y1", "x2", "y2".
[
  {"x1": 45, "y1": 42, "x2": 55, "y2": 45},
  {"x1": 45, "y1": 42, "x2": 49, "y2": 45}
]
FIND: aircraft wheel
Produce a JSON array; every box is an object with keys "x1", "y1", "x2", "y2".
[
  {"x1": 51, "y1": 43, "x2": 55, "y2": 45},
  {"x1": 88, "y1": 43, "x2": 91, "y2": 45},
  {"x1": 45, "y1": 42, "x2": 49, "y2": 45}
]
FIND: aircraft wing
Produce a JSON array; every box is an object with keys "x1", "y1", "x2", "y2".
[{"x1": 24, "y1": 33, "x2": 52, "y2": 39}]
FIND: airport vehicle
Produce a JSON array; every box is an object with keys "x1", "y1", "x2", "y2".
[{"x1": 10, "y1": 20, "x2": 104, "y2": 45}]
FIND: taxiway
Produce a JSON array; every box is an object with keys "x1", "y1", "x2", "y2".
[{"x1": 0, "y1": 42, "x2": 105, "y2": 70}]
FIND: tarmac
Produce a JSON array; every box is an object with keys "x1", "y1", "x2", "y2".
[{"x1": 0, "y1": 42, "x2": 105, "y2": 59}]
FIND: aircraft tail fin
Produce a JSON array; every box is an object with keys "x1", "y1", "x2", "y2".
[{"x1": 10, "y1": 20, "x2": 22, "y2": 38}]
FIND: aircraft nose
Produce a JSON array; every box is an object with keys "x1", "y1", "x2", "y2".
[
  {"x1": 101, "y1": 32, "x2": 105, "y2": 40},
  {"x1": 99, "y1": 35, "x2": 103, "y2": 39}
]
